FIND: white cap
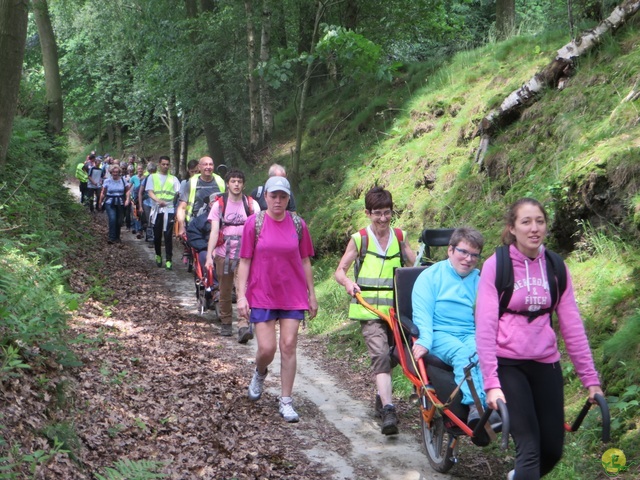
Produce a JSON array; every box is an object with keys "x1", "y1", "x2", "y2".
[{"x1": 264, "y1": 176, "x2": 291, "y2": 195}]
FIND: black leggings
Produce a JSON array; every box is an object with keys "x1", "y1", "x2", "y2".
[
  {"x1": 498, "y1": 360, "x2": 564, "y2": 479},
  {"x1": 153, "y1": 212, "x2": 175, "y2": 261}
]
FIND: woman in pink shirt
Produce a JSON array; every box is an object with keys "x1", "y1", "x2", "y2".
[
  {"x1": 475, "y1": 198, "x2": 602, "y2": 480},
  {"x1": 236, "y1": 176, "x2": 318, "y2": 423}
]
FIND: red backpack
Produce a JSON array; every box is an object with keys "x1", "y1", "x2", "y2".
[{"x1": 214, "y1": 193, "x2": 255, "y2": 247}]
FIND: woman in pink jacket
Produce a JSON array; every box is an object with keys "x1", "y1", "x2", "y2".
[{"x1": 475, "y1": 198, "x2": 603, "y2": 480}]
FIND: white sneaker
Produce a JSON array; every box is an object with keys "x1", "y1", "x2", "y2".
[
  {"x1": 247, "y1": 369, "x2": 267, "y2": 401},
  {"x1": 507, "y1": 469, "x2": 515, "y2": 480},
  {"x1": 279, "y1": 398, "x2": 300, "y2": 423}
]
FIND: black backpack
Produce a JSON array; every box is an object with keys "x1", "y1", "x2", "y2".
[{"x1": 495, "y1": 245, "x2": 567, "y2": 324}]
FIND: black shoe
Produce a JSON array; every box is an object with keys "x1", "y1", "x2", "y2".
[
  {"x1": 467, "y1": 404, "x2": 480, "y2": 429},
  {"x1": 237, "y1": 326, "x2": 253, "y2": 344},
  {"x1": 220, "y1": 324, "x2": 232, "y2": 336},
  {"x1": 381, "y1": 404, "x2": 399, "y2": 435}
]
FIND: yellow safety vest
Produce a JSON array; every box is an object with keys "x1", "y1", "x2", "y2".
[
  {"x1": 75, "y1": 162, "x2": 88, "y2": 182},
  {"x1": 185, "y1": 173, "x2": 226, "y2": 222},
  {"x1": 348, "y1": 228, "x2": 405, "y2": 321},
  {"x1": 150, "y1": 173, "x2": 178, "y2": 203}
]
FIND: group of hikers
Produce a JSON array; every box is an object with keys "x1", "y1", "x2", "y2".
[{"x1": 75, "y1": 152, "x2": 602, "y2": 479}]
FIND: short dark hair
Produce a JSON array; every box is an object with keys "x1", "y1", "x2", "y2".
[
  {"x1": 364, "y1": 186, "x2": 393, "y2": 211},
  {"x1": 187, "y1": 159, "x2": 199, "y2": 170},
  {"x1": 225, "y1": 168, "x2": 245, "y2": 184},
  {"x1": 159, "y1": 155, "x2": 170, "y2": 163},
  {"x1": 449, "y1": 227, "x2": 484, "y2": 252}
]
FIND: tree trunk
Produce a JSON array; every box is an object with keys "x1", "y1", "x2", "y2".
[
  {"x1": 344, "y1": 0, "x2": 358, "y2": 30},
  {"x1": 202, "y1": 115, "x2": 225, "y2": 166},
  {"x1": 167, "y1": 95, "x2": 180, "y2": 175},
  {"x1": 495, "y1": 0, "x2": 516, "y2": 39},
  {"x1": 293, "y1": 0, "x2": 327, "y2": 189},
  {"x1": 0, "y1": 0, "x2": 29, "y2": 168},
  {"x1": 259, "y1": 0, "x2": 274, "y2": 145},
  {"x1": 272, "y1": 0, "x2": 287, "y2": 48},
  {"x1": 245, "y1": 0, "x2": 261, "y2": 151},
  {"x1": 115, "y1": 124, "x2": 123, "y2": 153},
  {"x1": 32, "y1": 0, "x2": 63, "y2": 136},
  {"x1": 179, "y1": 110, "x2": 189, "y2": 179},
  {"x1": 475, "y1": 0, "x2": 640, "y2": 167},
  {"x1": 185, "y1": 0, "x2": 197, "y2": 17}
]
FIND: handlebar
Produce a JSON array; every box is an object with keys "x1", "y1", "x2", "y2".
[
  {"x1": 568, "y1": 393, "x2": 610, "y2": 442},
  {"x1": 472, "y1": 399, "x2": 510, "y2": 450}
]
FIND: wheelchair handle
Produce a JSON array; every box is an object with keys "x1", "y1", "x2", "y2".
[{"x1": 568, "y1": 393, "x2": 610, "y2": 442}]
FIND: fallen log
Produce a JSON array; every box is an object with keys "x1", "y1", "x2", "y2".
[{"x1": 474, "y1": 0, "x2": 640, "y2": 167}]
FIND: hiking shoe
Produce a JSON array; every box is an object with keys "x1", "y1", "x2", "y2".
[
  {"x1": 248, "y1": 369, "x2": 268, "y2": 401},
  {"x1": 381, "y1": 404, "x2": 399, "y2": 435},
  {"x1": 165, "y1": 261, "x2": 172, "y2": 270},
  {"x1": 220, "y1": 324, "x2": 232, "y2": 336},
  {"x1": 237, "y1": 326, "x2": 253, "y2": 344},
  {"x1": 279, "y1": 398, "x2": 300, "y2": 423},
  {"x1": 155, "y1": 255, "x2": 162, "y2": 267}
]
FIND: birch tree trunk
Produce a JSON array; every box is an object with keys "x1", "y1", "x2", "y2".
[
  {"x1": 32, "y1": 0, "x2": 63, "y2": 136},
  {"x1": 259, "y1": 0, "x2": 273, "y2": 145},
  {"x1": 475, "y1": 0, "x2": 640, "y2": 167},
  {"x1": 245, "y1": 0, "x2": 261, "y2": 151},
  {"x1": 0, "y1": 0, "x2": 29, "y2": 168},
  {"x1": 167, "y1": 95, "x2": 180, "y2": 175},
  {"x1": 179, "y1": 110, "x2": 189, "y2": 179}
]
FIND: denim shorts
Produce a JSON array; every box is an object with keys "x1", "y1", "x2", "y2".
[{"x1": 249, "y1": 308, "x2": 305, "y2": 323}]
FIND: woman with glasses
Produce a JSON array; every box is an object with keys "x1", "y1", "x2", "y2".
[
  {"x1": 100, "y1": 165, "x2": 130, "y2": 244},
  {"x1": 411, "y1": 227, "x2": 500, "y2": 428},
  {"x1": 335, "y1": 186, "x2": 415, "y2": 435},
  {"x1": 475, "y1": 198, "x2": 602, "y2": 480}
]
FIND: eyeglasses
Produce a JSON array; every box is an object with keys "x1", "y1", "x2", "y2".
[
  {"x1": 454, "y1": 247, "x2": 481, "y2": 260},
  {"x1": 369, "y1": 209, "x2": 393, "y2": 218}
]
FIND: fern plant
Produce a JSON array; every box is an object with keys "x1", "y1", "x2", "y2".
[{"x1": 95, "y1": 459, "x2": 167, "y2": 480}]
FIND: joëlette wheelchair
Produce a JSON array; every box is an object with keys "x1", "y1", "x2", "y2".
[{"x1": 356, "y1": 228, "x2": 610, "y2": 474}]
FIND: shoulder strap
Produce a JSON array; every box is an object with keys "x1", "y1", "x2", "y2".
[
  {"x1": 217, "y1": 193, "x2": 229, "y2": 225},
  {"x1": 290, "y1": 212, "x2": 303, "y2": 242},
  {"x1": 254, "y1": 210, "x2": 266, "y2": 246},
  {"x1": 545, "y1": 249, "x2": 567, "y2": 311},
  {"x1": 393, "y1": 228, "x2": 406, "y2": 267},
  {"x1": 242, "y1": 195, "x2": 252, "y2": 217},
  {"x1": 354, "y1": 228, "x2": 368, "y2": 281},
  {"x1": 496, "y1": 245, "x2": 514, "y2": 319}
]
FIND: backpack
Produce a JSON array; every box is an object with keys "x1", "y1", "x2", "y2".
[
  {"x1": 495, "y1": 245, "x2": 567, "y2": 324},
  {"x1": 214, "y1": 193, "x2": 255, "y2": 247},
  {"x1": 254, "y1": 210, "x2": 303, "y2": 246},
  {"x1": 354, "y1": 228, "x2": 406, "y2": 280}
]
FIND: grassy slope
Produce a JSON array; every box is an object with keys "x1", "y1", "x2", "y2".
[{"x1": 268, "y1": 22, "x2": 640, "y2": 479}]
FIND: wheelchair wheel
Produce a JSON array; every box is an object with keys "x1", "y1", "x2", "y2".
[{"x1": 421, "y1": 404, "x2": 456, "y2": 473}]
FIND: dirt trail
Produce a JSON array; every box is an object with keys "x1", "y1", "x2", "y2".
[{"x1": 54, "y1": 180, "x2": 508, "y2": 479}]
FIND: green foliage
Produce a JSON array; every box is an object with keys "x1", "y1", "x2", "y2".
[
  {"x1": 0, "y1": 438, "x2": 68, "y2": 479},
  {"x1": 0, "y1": 345, "x2": 31, "y2": 383},
  {"x1": 315, "y1": 25, "x2": 398, "y2": 84},
  {"x1": 94, "y1": 459, "x2": 168, "y2": 480}
]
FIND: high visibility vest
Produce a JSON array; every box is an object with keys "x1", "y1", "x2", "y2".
[
  {"x1": 150, "y1": 173, "x2": 178, "y2": 203},
  {"x1": 75, "y1": 162, "x2": 88, "y2": 182},
  {"x1": 348, "y1": 228, "x2": 405, "y2": 321},
  {"x1": 185, "y1": 173, "x2": 226, "y2": 222}
]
